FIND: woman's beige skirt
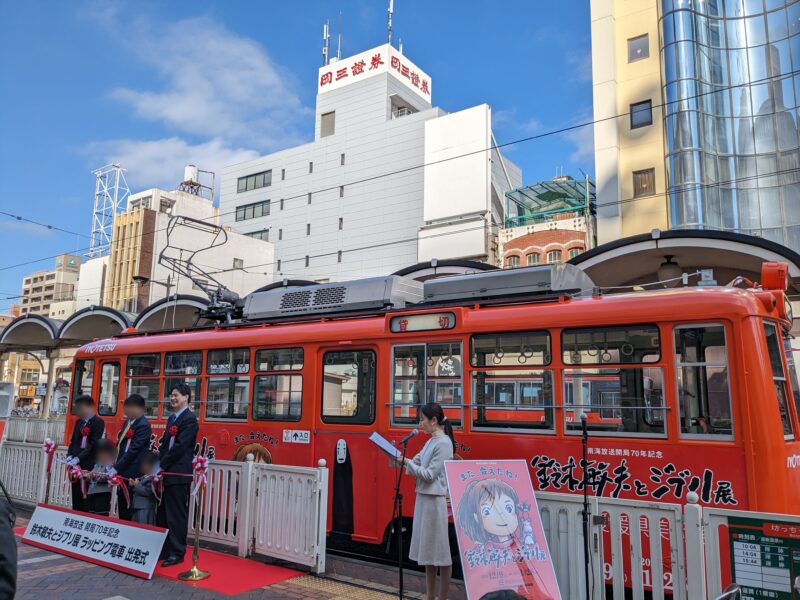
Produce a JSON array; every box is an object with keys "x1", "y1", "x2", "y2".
[{"x1": 409, "y1": 493, "x2": 451, "y2": 566}]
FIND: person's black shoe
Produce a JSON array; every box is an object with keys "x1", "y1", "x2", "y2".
[{"x1": 161, "y1": 555, "x2": 182, "y2": 567}]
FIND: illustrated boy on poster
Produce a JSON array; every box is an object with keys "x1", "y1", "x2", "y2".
[{"x1": 446, "y1": 461, "x2": 561, "y2": 600}]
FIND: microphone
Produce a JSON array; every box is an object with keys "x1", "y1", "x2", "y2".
[{"x1": 399, "y1": 429, "x2": 419, "y2": 445}]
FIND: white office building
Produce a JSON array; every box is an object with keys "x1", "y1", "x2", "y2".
[{"x1": 219, "y1": 43, "x2": 521, "y2": 281}]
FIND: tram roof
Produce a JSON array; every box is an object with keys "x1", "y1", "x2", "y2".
[{"x1": 72, "y1": 283, "x2": 776, "y2": 357}]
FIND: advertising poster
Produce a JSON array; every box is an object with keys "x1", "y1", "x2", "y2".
[{"x1": 445, "y1": 459, "x2": 562, "y2": 600}]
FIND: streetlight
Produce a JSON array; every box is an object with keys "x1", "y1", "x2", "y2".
[{"x1": 132, "y1": 275, "x2": 173, "y2": 312}]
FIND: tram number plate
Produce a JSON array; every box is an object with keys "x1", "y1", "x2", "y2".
[{"x1": 282, "y1": 429, "x2": 310, "y2": 444}]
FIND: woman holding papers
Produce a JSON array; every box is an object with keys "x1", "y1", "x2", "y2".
[{"x1": 394, "y1": 402, "x2": 456, "y2": 600}]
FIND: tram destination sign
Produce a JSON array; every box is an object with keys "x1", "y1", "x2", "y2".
[
  {"x1": 727, "y1": 516, "x2": 800, "y2": 599},
  {"x1": 390, "y1": 312, "x2": 455, "y2": 333}
]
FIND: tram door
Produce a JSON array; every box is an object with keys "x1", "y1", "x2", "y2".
[{"x1": 315, "y1": 348, "x2": 379, "y2": 543}]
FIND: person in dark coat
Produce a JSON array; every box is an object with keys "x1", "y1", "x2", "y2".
[
  {"x1": 156, "y1": 383, "x2": 199, "y2": 567},
  {"x1": 66, "y1": 395, "x2": 105, "y2": 512},
  {"x1": 113, "y1": 394, "x2": 152, "y2": 521}
]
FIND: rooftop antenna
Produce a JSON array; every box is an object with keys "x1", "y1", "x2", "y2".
[
  {"x1": 89, "y1": 163, "x2": 129, "y2": 258},
  {"x1": 336, "y1": 12, "x2": 342, "y2": 61},
  {"x1": 322, "y1": 20, "x2": 330, "y2": 66},
  {"x1": 387, "y1": 0, "x2": 394, "y2": 46},
  {"x1": 399, "y1": 38, "x2": 404, "y2": 54}
]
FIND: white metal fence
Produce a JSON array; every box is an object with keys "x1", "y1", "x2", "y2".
[
  {"x1": 4, "y1": 417, "x2": 65, "y2": 444},
  {"x1": 0, "y1": 441, "x2": 329, "y2": 573},
  {"x1": 2, "y1": 437, "x2": 797, "y2": 596}
]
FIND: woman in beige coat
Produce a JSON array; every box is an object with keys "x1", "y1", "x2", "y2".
[{"x1": 395, "y1": 402, "x2": 456, "y2": 600}]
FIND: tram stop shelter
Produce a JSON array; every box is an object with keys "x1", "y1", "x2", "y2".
[
  {"x1": 0, "y1": 295, "x2": 213, "y2": 415},
  {"x1": 568, "y1": 228, "x2": 800, "y2": 334}
]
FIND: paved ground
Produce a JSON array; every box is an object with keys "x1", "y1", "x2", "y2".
[{"x1": 12, "y1": 513, "x2": 467, "y2": 599}]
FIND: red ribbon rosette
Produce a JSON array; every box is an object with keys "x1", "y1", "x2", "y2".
[
  {"x1": 108, "y1": 473, "x2": 130, "y2": 508},
  {"x1": 80, "y1": 425, "x2": 90, "y2": 449},
  {"x1": 168, "y1": 425, "x2": 179, "y2": 449},
  {"x1": 124, "y1": 428, "x2": 134, "y2": 439},
  {"x1": 42, "y1": 438, "x2": 57, "y2": 474},
  {"x1": 68, "y1": 465, "x2": 88, "y2": 499}
]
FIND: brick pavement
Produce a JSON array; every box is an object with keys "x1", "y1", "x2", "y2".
[{"x1": 12, "y1": 514, "x2": 467, "y2": 599}]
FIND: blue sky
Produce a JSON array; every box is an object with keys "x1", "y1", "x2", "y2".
[{"x1": 0, "y1": 0, "x2": 592, "y2": 309}]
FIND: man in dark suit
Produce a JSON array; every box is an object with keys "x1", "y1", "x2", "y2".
[
  {"x1": 66, "y1": 395, "x2": 105, "y2": 511},
  {"x1": 156, "y1": 383, "x2": 199, "y2": 567},
  {"x1": 113, "y1": 394, "x2": 152, "y2": 521}
]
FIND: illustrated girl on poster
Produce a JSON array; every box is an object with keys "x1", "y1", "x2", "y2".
[{"x1": 456, "y1": 477, "x2": 559, "y2": 600}]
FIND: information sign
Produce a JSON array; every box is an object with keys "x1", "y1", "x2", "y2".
[{"x1": 728, "y1": 516, "x2": 800, "y2": 599}]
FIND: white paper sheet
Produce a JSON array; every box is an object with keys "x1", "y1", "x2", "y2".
[{"x1": 369, "y1": 431, "x2": 401, "y2": 459}]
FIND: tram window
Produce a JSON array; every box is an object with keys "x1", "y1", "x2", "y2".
[
  {"x1": 126, "y1": 378, "x2": 160, "y2": 418},
  {"x1": 321, "y1": 350, "x2": 376, "y2": 424},
  {"x1": 391, "y1": 342, "x2": 462, "y2": 426},
  {"x1": 674, "y1": 324, "x2": 733, "y2": 437},
  {"x1": 206, "y1": 376, "x2": 249, "y2": 420},
  {"x1": 163, "y1": 376, "x2": 201, "y2": 416},
  {"x1": 127, "y1": 354, "x2": 160, "y2": 377},
  {"x1": 207, "y1": 348, "x2": 250, "y2": 374},
  {"x1": 764, "y1": 322, "x2": 794, "y2": 436},
  {"x1": 564, "y1": 368, "x2": 666, "y2": 436},
  {"x1": 255, "y1": 347, "x2": 303, "y2": 371},
  {"x1": 164, "y1": 351, "x2": 202, "y2": 376},
  {"x1": 471, "y1": 331, "x2": 551, "y2": 367},
  {"x1": 253, "y1": 375, "x2": 302, "y2": 421},
  {"x1": 783, "y1": 339, "x2": 800, "y2": 430},
  {"x1": 97, "y1": 363, "x2": 120, "y2": 416},
  {"x1": 562, "y1": 325, "x2": 660, "y2": 365},
  {"x1": 471, "y1": 370, "x2": 554, "y2": 430},
  {"x1": 71, "y1": 360, "x2": 95, "y2": 414}
]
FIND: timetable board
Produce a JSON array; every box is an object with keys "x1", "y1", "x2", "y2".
[{"x1": 728, "y1": 516, "x2": 800, "y2": 599}]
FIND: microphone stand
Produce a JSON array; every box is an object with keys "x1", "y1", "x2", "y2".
[
  {"x1": 581, "y1": 412, "x2": 591, "y2": 600},
  {"x1": 386, "y1": 438, "x2": 410, "y2": 599}
]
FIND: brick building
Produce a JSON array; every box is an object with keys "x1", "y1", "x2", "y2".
[
  {"x1": 500, "y1": 176, "x2": 595, "y2": 268},
  {"x1": 502, "y1": 228, "x2": 587, "y2": 267}
]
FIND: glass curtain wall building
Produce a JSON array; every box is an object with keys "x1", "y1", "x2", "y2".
[{"x1": 661, "y1": 0, "x2": 800, "y2": 249}]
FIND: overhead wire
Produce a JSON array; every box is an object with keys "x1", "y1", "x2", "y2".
[{"x1": 1, "y1": 68, "x2": 800, "y2": 304}]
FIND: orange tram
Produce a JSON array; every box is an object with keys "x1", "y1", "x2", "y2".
[{"x1": 66, "y1": 262, "x2": 800, "y2": 563}]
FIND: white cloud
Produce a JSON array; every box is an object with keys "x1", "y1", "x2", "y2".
[
  {"x1": 86, "y1": 137, "x2": 260, "y2": 191},
  {"x1": 564, "y1": 118, "x2": 595, "y2": 166},
  {"x1": 86, "y1": 12, "x2": 311, "y2": 189},
  {"x1": 493, "y1": 108, "x2": 541, "y2": 136}
]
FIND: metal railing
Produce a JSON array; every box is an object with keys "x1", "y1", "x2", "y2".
[
  {"x1": 1, "y1": 438, "x2": 795, "y2": 595},
  {"x1": 5, "y1": 417, "x2": 65, "y2": 444}
]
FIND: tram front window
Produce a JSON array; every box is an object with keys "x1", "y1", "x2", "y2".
[{"x1": 674, "y1": 324, "x2": 733, "y2": 437}]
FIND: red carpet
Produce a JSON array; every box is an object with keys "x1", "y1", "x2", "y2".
[{"x1": 154, "y1": 549, "x2": 302, "y2": 595}]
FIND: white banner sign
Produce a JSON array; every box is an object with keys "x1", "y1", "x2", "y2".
[{"x1": 22, "y1": 504, "x2": 168, "y2": 579}]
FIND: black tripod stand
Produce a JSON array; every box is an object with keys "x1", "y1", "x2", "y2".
[
  {"x1": 581, "y1": 412, "x2": 591, "y2": 600},
  {"x1": 385, "y1": 440, "x2": 411, "y2": 599}
]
